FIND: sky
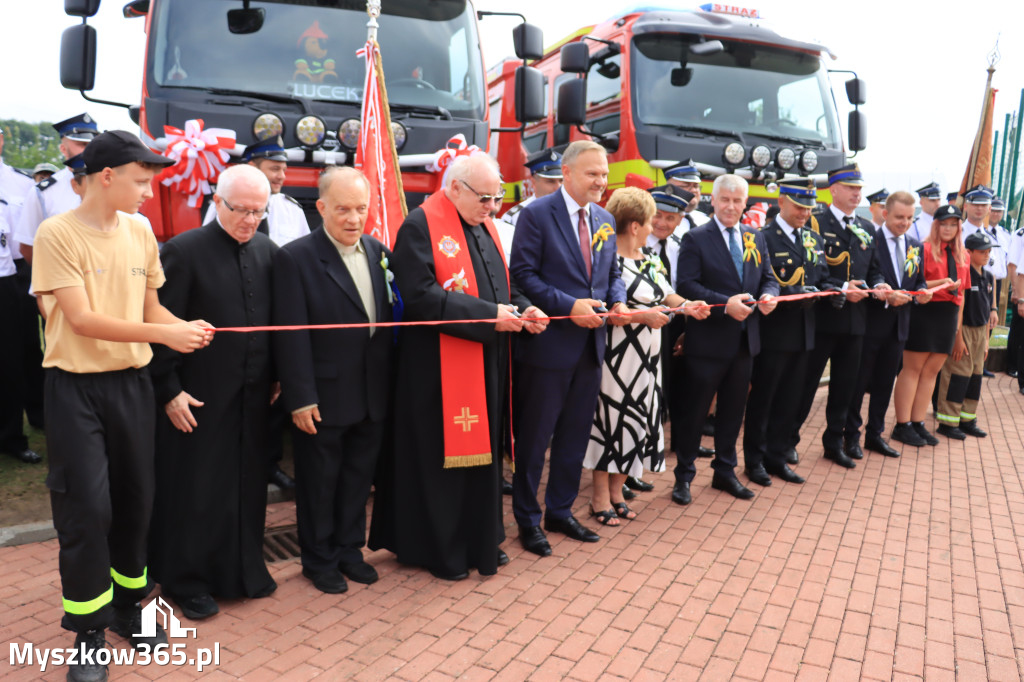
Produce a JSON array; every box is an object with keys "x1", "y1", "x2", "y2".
[{"x1": 3, "y1": 0, "x2": 1024, "y2": 198}]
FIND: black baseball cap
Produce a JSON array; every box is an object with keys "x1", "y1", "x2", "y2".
[
  {"x1": 965, "y1": 231, "x2": 1000, "y2": 251},
  {"x1": 82, "y1": 130, "x2": 174, "y2": 174},
  {"x1": 933, "y1": 204, "x2": 962, "y2": 222}
]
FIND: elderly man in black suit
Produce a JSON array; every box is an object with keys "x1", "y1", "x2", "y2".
[
  {"x1": 272, "y1": 166, "x2": 395, "y2": 594},
  {"x1": 671, "y1": 174, "x2": 779, "y2": 505},
  {"x1": 743, "y1": 180, "x2": 830, "y2": 486},
  {"x1": 845, "y1": 190, "x2": 930, "y2": 459},
  {"x1": 791, "y1": 164, "x2": 889, "y2": 469}
]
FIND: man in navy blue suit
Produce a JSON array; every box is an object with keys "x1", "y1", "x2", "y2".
[
  {"x1": 510, "y1": 140, "x2": 629, "y2": 556},
  {"x1": 671, "y1": 174, "x2": 780, "y2": 505}
]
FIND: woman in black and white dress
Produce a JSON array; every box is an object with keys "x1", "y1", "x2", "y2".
[{"x1": 583, "y1": 188, "x2": 708, "y2": 525}]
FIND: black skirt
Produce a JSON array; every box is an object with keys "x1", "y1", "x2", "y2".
[{"x1": 905, "y1": 301, "x2": 958, "y2": 354}]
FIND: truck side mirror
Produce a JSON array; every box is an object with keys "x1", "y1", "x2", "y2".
[
  {"x1": 64, "y1": 0, "x2": 100, "y2": 17},
  {"x1": 514, "y1": 66, "x2": 546, "y2": 123},
  {"x1": 848, "y1": 110, "x2": 867, "y2": 151},
  {"x1": 846, "y1": 77, "x2": 866, "y2": 106},
  {"x1": 227, "y1": 8, "x2": 265, "y2": 34},
  {"x1": 513, "y1": 23, "x2": 544, "y2": 61},
  {"x1": 560, "y1": 42, "x2": 590, "y2": 74},
  {"x1": 557, "y1": 79, "x2": 587, "y2": 126},
  {"x1": 60, "y1": 24, "x2": 97, "y2": 91}
]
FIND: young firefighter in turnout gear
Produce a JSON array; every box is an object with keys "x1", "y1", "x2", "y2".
[
  {"x1": 743, "y1": 179, "x2": 830, "y2": 486},
  {"x1": 935, "y1": 230, "x2": 997, "y2": 439},
  {"x1": 792, "y1": 164, "x2": 889, "y2": 470},
  {"x1": 31, "y1": 131, "x2": 213, "y2": 682}
]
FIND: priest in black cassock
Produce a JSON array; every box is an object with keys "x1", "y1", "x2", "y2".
[
  {"x1": 368, "y1": 154, "x2": 547, "y2": 581},
  {"x1": 149, "y1": 164, "x2": 278, "y2": 619}
]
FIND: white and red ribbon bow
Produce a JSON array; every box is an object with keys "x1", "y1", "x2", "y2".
[
  {"x1": 741, "y1": 201, "x2": 769, "y2": 229},
  {"x1": 157, "y1": 119, "x2": 236, "y2": 207},
  {"x1": 427, "y1": 134, "x2": 483, "y2": 187}
]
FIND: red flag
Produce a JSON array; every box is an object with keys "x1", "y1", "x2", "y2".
[
  {"x1": 355, "y1": 40, "x2": 407, "y2": 247},
  {"x1": 958, "y1": 67, "x2": 998, "y2": 209}
]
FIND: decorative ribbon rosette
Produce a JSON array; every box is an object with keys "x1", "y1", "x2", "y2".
[
  {"x1": 801, "y1": 230, "x2": 819, "y2": 265},
  {"x1": 904, "y1": 245, "x2": 921, "y2": 278},
  {"x1": 640, "y1": 251, "x2": 667, "y2": 277},
  {"x1": 591, "y1": 223, "x2": 615, "y2": 251},
  {"x1": 742, "y1": 231, "x2": 761, "y2": 265},
  {"x1": 741, "y1": 201, "x2": 768, "y2": 229},
  {"x1": 157, "y1": 119, "x2": 236, "y2": 207},
  {"x1": 380, "y1": 253, "x2": 398, "y2": 305},
  {"x1": 427, "y1": 134, "x2": 483, "y2": 187},
  {"x1": 847, "y1": 222, "x2": 874, "y2": 249}
]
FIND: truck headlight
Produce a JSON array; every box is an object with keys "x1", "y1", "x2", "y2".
[
  {"x1": 253, "y1": 113, "x2": 284, "y2": 141},
  {"x1": 750, "y1": 145, "x2": 771, "y2": 168},
  {"x1": 296, "y1": 116, "x2": 326, "y2": 148},
  {"x1": 776, "y1": 147, "x2": 796, "y2": 171},
  {"x1": 723, "y1": 142, "x2": 745, "y2": 166},
  {"x1": 338, "y1": 119, "x2": 361, "y2": 150},
  {"x1": 799, "y1": 150, "x2": 818, "y2": 173}
]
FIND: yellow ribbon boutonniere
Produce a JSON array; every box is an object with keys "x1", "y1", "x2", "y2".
[
  {"x1": 904, "y1": 246, "x2": 921, "y2": 278},
  {"x1": 591, "y1": 223, "x2": 615, "y2": 252},
  {"x1": 742, "y1": 231, "x2": 761, "y2": 266},
  {"x1": 801, "y1": 230, "x2": 819, "y2": 265}
]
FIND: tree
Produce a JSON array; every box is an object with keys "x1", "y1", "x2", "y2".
[{"x1": 0, "y1": 119, "x2": 63, "y2": 171}]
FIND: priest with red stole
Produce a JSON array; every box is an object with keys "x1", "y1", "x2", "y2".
[{"x1": 368, "y1": 154, "x2": 547, "y2": 580}]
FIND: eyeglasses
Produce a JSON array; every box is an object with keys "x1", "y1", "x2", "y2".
[
  {"x1": 221, "y1": 198, "x2": 268, "y2": 220},
  {"x1": 459, "y1": 180, "x2": 505, "y2": 205}
]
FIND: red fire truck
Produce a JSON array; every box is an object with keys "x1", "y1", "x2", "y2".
[
  {"x1": 59, "y1": 0, "x2": 543, "y2": 241},
  {"x1": 488, "y1": 4, "x2": 866, "y2": 212}
]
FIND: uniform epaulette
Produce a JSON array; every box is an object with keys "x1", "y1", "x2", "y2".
[
  {"x1": 809, "y1": 214, "x2": 820, "y2": 234},
  {"x1": 13, "y1": 168, "x2": 32, "y2": 180},
  {"x1": 1016, "y1": 226, "x2": 1024, "y2": 238},
  {"x1": 669, "y1": 232, "x2": 683, "y2": 246},
  {"x1": 37, "y1": 177, "x2": 58, "y2": 192},
  {"x1": 283, "y1": 193, "x2": 302, "y2": 207},
  {"x1": 504, "y1": 203, "x2": 523, "y2": 218}
]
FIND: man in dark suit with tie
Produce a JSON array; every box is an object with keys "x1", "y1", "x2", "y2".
[
  {"x1": 743, "y1": 180, "x2": 829, "y2": 487},
  {"x1": 671, "y1": 174, "x2": 779, "y2": 505},
  {"x1": 845, "y1": 190, "x2": 930, "y2": 459},
  {"x1": 272, "y1": 167, "x2": 395, "y2": 594},
  {"x1": 510, "y1": 140, "x2": 629, "y2": 556},
  {"x1": 792, "y1": 164, "x2": 889, "y2": 469}
]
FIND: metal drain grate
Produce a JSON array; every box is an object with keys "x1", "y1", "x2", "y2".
[{"x1": 263, "y1": 525, "x2": 300, "y2": 563}]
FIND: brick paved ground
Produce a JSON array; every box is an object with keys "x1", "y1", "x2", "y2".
[{"x1": 3, "y1": 377, "x2": 1024, "y2": 681}]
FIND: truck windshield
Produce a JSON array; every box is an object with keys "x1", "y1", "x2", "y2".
[
  {"x1": 151, "y1": 0, "x2": 485, "y2": 119},
  {"x1": 631, "y1": 34, "x2": 842, "y2": 149}
]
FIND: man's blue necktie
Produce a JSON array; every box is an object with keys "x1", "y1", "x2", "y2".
[{"x1": 726, "y1": 227, "x2": 743, "y2": 280}]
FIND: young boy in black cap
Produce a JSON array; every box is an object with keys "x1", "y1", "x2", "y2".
[
  {"x1": 935, "y1": 230, "x2": 997, "y2": 439},
  {"x1": 32, "y1": 130, "x2": 214, "y2": 682}
]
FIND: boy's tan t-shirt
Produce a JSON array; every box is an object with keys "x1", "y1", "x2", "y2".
[{"x1": 32, "y1": 211, "x2": 165, "y2": 373}]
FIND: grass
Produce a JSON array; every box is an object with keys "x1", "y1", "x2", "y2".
[
  {"x1": 0, "y1": 420, "x2": 51, "y2": 526},
  {"x1": 990, "y1": 325, "x2": 1009, "y2": 349}
]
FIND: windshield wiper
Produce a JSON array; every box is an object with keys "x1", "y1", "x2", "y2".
[
  {"x1": 649, "y1": 123, "x2": 740, "y2": 138},
  {"x1": 753, "y1": 131, "x2": 825, "y2": 148},
  {"x1": 205, "y1": 88, "x2": 306, "y2": 107},
  {"x1": 390, "y1": 103, "x2": 454, "y2": 120}
]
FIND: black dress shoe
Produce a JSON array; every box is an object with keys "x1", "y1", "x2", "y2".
[
  {"x1": 6, "y1": 449, "x2": 42, "y2": 464},
  {"x1": 302, "y1": 567, "x2": 348, "y2": 594},
  {"x1": 518, "y1": 525, "x2": 552, "y2": 557},
  {"x1": 269, "y1": 467, "x2": 295, "y2": 490},
  {"x1": 864, "y1": 434, "x2": 900, "y2": 458},
  {"x1": 959, "y1": 420, "x2": 987, "y2": 438},
  {"x1": 912, "y1": 422, "x2": 939, "y2": 446},
  {"x1": 429, "y1": 567, "x2": 469, "y2": 581},
  {"x1": 502, "y1": 479, "x2": 513, "y2": 495},
  {"x1": 251, "y1": 580, "x2": 278, "y2": 598},
  {"x1": 823, "y1": 447, "x2": 856, "y2": 469},
  {"x1": 697, "y1": 445, "x2": 715, "y2": 458},
  {"x1": 1008, "y1": 369, "x2": 1019, "y2": 378},
  {"x1": 168, "y1": 592, "x2": 219, "y2": 620},
  {"x1": 744, "y1": 464, "x2": 772, "y2": 487},
  {"x1": 544, "y1": 515, "x2": 600, "y2": 542},
  {"x1": 711, "y1": 473, "x2": 755, "y2": 499},
  {"x1": 621, "y1": 484, "x2": 637, "y2": 500},
  {"x1": 844, "y1": 442, "x2": 864, "y2": 460},
  {"x1": 783, "y1": 447, "x2": 799, "y2": 465},
  {"x1": 497, "y1": 549, "x2": 509, "y2": 567},
  {"x1": 891, "y1": 423, "x2": 927, "y2": 447},
  {"x1": 625, "y1": 476, "x2": 654, "y2": 492},
  {"x1": 936, "y1": 424, "x2": 967, "y2": 440},
  {"x1": 671, "y1": 482, "x2": 691, "y2": 505},
  {"x1": 765, "y1": 462, "x2": 805, "y2": 484},
  {"x1": 339, "y1": 560, "x2": 379, "y2": 585}
]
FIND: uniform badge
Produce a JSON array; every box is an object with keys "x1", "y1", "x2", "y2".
[
  {"x1": 787, "y1": 258, "x2": 793, "y2": 264},
  {"x1": 0, "y1": 232, "x2": 6, "y2": 248},
  {"x1": 437, "y1": 235, "x2": 461, "y2": 258}
]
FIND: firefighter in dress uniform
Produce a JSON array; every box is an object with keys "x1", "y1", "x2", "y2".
[{"x1": 908, "y1": 181, "x2": 942, "y2": 243}]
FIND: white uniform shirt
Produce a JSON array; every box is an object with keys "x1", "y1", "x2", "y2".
[
  {"x1": 13, "y1": 167, "x2": 80, "y2": 247},
  {"x1": 504, "y1": 195, "x2": 535, "y2": 228},
  {"x1": 646, "y1": 230, "x2": 683, "y2": 291},
  {"x1": 0, "y1": 197, "x2": 16, "y2": 277},
  {"x1": 963, "y1": 220, "x2": 1008, "y2": 279},
  {"x1": 494, "y1": 217, "x2": 515, "y2": 263},
  {"x1": 1008, "y1": 227, "x2": 1024, "y2": 271},
  {"x1": 908, "y1": 211, "x2": 932, "y2": 243},
  {"x1": 0, "y1": 159, "x2": 35, "y2": 229},
  {"x1": 204, "y1": 191, "x2": 310, "y2": 246}
]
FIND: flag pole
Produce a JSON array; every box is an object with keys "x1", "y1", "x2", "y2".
[{"x1": 366, "y1": 0, "x2": 380, "y2": 43}]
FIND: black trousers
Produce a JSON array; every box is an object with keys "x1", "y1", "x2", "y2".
[
  {"x1": 744, "y1": 348, "x2": 809, "y2": 470},
  {"x1": 674, "y1": 347, "x2": 752, "y2": 485},
  {"x1": 795, "y1": 331, "x2": 864, "y2": 451},
  {"x1": 1009, "y1": 305, "x2": 1023, "y2": 375},
  {"x1": 15, "y1": 259, "x2": 44, "y2": 427},
  {"x1": 0, "y1": 275, "x2": 27, "y2": 454},
  {"x1": 847, "y1": 331, "x2": 904, "y2": 442},
  {"x1": 46, "y1": 367, "x2": 155, "y2": 633},
  {"x1": 293, "y1": 418, "x2": 383, "y2": 573}
]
